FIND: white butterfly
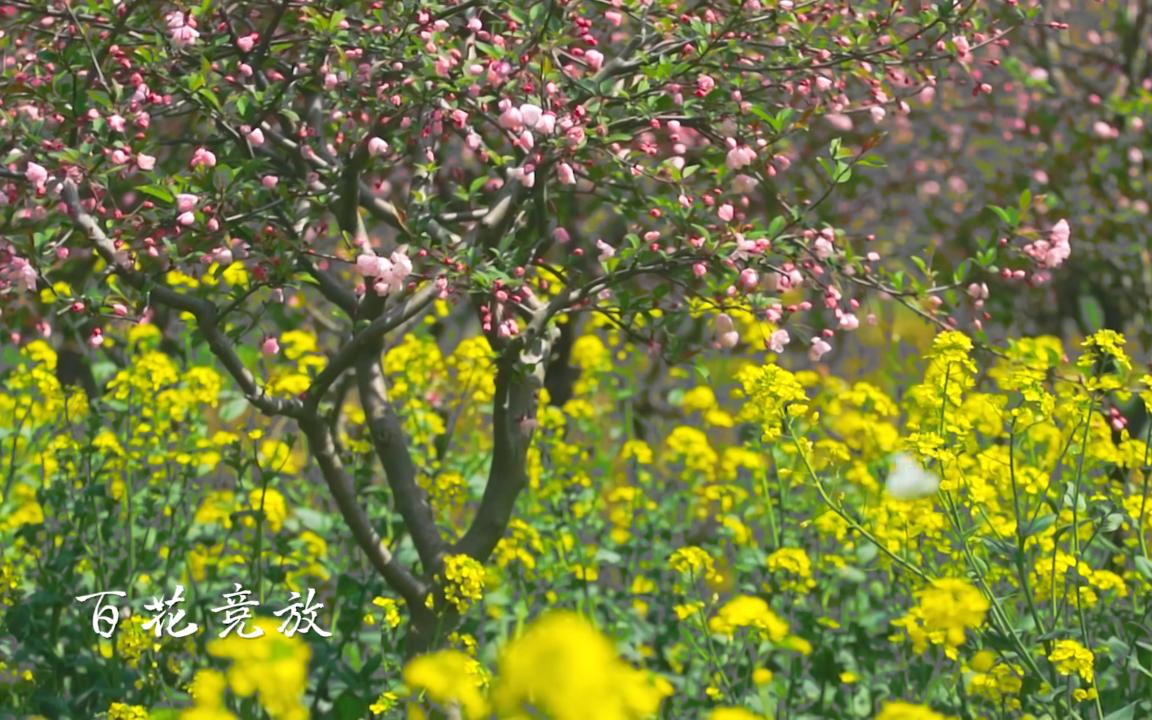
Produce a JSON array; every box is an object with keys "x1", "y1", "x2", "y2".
[{"x1": 884, "y1": 452, "x2": 940, "y2": 500}]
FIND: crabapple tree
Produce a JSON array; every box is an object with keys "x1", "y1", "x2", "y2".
[{"x1": 0, "y1": 0, "x2": 1032, "y2": 648}]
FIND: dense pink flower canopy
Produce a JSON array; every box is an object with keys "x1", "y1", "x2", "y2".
[{"x1": 0, "y1": 0, "x2": 1047, "y2": 360}]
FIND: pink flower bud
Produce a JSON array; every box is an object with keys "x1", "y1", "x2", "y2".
[
  {"x1": 262, "y1": 336, "x2": 280, "y2": 356},
  {"x1": 557, "y1": 162, "x2": 576, "y2": 185},
  {"x1": 368, "y1": 137, "x2": 390, "y2": 156}
]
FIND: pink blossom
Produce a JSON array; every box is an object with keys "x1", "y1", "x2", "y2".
[
  {"x1": 596, "y1": 238, "x2": 616, "y2": 262},
  {"x1": 809, "y1": 337, "x2": 832, "y2": 362},
  {"x1": 1023, "y1": 219, "x2": 1071, "y2": 269},
  {"x1": 1092, "y1": 120, "x2": 1116, "y2": 139},
  {"x1": 825, "y1": 114, "x2": 854, "y2": 132},
  {"x1": 498, "y1": 106, "x2": 523, "y2": 131},
  {"x1": 246, "y1": 127, "x2": 265, "y2": 145},
  {"x1": 697, "y1": 74, "x2": 716, "y2": 96},
  {"x1": 357, "y1": 248, "x2": 412, "y2": 296},
  {"x1": 175, "y1": 193, "x2": 198, "y2": 213},
  {"x1": 952, "y1": 35, "x2": 971, "y2": 61},
  {"x1": 5, "y1": 255, "x2": 37, "y2": 292},
  {"x1": 813, "y1": 236, "x2": 835, "y2": 260},
  {"x1": 726, "y1": 144, "x2": 756, "y2": 170},
  {"x1": 535, "y1": 111, "x2": 557, "y2": 135},
  {"x1": 838, "y1": 313, "x2": 860, "y2": 331},
  {"x1": 25, "y1": 162, "x2": 48, "y2": 187},
  {"x1": 716, "y1": 313, "x2": 739, "y2": 349},
  {"x1": 177, "y1": 211, "x2": 195, "y2": 226},
  {"x1": 769, "y1": 328, "x2": 790, "y2": 353},
  {"x1": 732, "y1": 174, "x2": 759, "y2": 194},
  {"x1": 262, "y1": 336, "x2": 280, "y2": 356},
  {"x1": 190, "y1": 147, "x2": 217, "y2": 168},
  {"x1": 212, "y1": 246, "x2": 234, "y2": 266},
  {"x1": 967, "y1": 282, "x2": 989, "y2": 301},
  {"x1": 508, "y1": 165, "x2": 535, "y2": 188},
  {"x1": 108, "y1": 114, "x2": 126, "y2": 132},
  {"x1": 718, "y1": 203, "x2": 735, "y2": 222},
  {"x1": 519, "y1": 103, "x2": 542, "y2": 128},
  {"x1": 738, "y1": 268, "x2": 759, "y2": 290},
  {"x1": 136, "y1": 153, "x2": 157, "y2": 170},
  {"x1": 166, "y1": 11, "x2": 200, "y2": 48},
  {"x1": 110, "y1": 149, "x2": 130, "y2": 164},
  {"x1": 89, "y1": 328, "x2": 104, "y2": 348},
  {"x1": 557, "y1": 162, "x2": 577, "y2": 185},
  {"x1": 237, "y1": 34, "x2": 257, "y2": 53},
  {"x1": 585, "y1": 50, "x2": 605, "y2": 72}
]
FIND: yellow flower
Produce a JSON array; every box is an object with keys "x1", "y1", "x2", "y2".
[
  {"x1": 708, "y1": 595, "x2": 789, "y2": 642},
  {"x1": 207, "y1": 617, "x2": 310, "y2": 720},
  {"x1": 1048, "y1": 639, "x2": 1094, "y2": 683},
  {"x1": 181, "y1": 669, "x2": 237, "y2": 720},
  {"x1": 892, "y1": 579, "x2": 988, "y2": 659},
  {"x1": 404, "y1": 650, "x2": 489, "y2": 719},
  {"x1": 708, "y1": 709, "x2": 765, "y2": 720},
  {"x1": 259, "y1": 439, "x2": 300, "y2": 474},
  {"x1": 371, "y1": 596, "x2": 403, "y2": 629},
  {"x1": 106, "y1": 702, "x2": 149, "y2": 720},
  {"x1": 735, "y1": 363, "x2": 809, "y2": 441},
  {"x1": 491, "y1": 611, "x2": 671, "y2": 720},
  {"x1": 620, "y1": 439, "x2": 654, "y2": 464},
  {"x1": 369, "y1": 690, "x2": 399, "y2": 715},
  {"x1": 874, "y1": 700, "x2": 954, "y2": 720},
  {"x1": 440, "y1": 554, "x2": 486, "y2": 612},
  {"x1": 1077, "y1": 329, "x2": 1130, "y2": 374},
  {"x1": 668, "y1": 546, "x2": 720, "y2": 584},
  {"x1": 248, "y1": 487, "x2": 289, "y2": 534},
  {"x1": 765, "y1": 548, "x2": 816, "y2": 593}
]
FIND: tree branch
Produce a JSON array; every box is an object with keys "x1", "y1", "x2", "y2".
[
  {"x1": 299, "y1": 414, "x2": 426, "y2": 607},
  {"x1": 355, "y1": 347, "x2": 446, "y2": 572},
  {"x1": 303, "y1": 283, "x2": 438, "y2": 413},
  {"x1": 451, "y1": 342, "x2": 549, "y2": 561},
  {"x1": 60, "y1": 179, "x2": 301, "y2": 417}
]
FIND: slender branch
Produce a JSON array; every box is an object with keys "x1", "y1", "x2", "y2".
[
  {"x1": 60, "y1": 179, "x2": 301, "y2": 417},
  {"x1": 299, "y1": 414, "x2": 426, "y2": 606},
  {"x1": 303, "y1": 283, "x2": 438, "y2": 413}
]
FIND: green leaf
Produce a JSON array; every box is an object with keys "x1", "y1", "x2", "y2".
[
  {"x1": 1103, "y1": 703, "x2": 1138, "y2": 720},
  {"x1": 137, "y1": 185, "x2": 174, "y2": 203},
  {"x1": 1135, "y1": 555, "x2": 1152, "y2": 581},
  {"x1": 1018, "y1": 188, "x2": 1032, "y2": 214},
  {"x1": 694, "y1": 364, "x2": 711, "y2": 383},
  {"x1": 1078, "y1": 294, "x2": 1104, "y2": 332}
]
